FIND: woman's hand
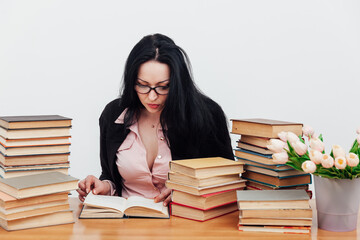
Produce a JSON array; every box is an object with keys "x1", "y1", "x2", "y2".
[
  {"x1": 154, "y1": 188, "x2": 172, "y2": 206},
  {"x1": 77, "y1": 175, "x2": 111, "y2": 202}
]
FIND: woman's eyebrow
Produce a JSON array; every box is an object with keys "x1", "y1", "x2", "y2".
[{"x1": 137, "y1": 78, "x2": 170, "y2": 84}]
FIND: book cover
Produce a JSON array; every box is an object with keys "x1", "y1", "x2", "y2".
[
  {"x1": 170, "y1": 201, "x2": 238, "y2": 222},
  {"x1": 0, "y1": 115, "x2": 72, "y2": 130},
  {"x1": 168, "y1": 171, "x2": 241, "y2": 188},
  {"x1": 0, "y1": 210, "x2": 74, "y2": 231},
  {"x1": 240, "y1": 208, "x2": 312, "y2": 219},
  {"x1": 236, "y1": 189, "x2": 310, "y2": 202},
  {"x1": 238, "y1": 225, "x2": 311, "y2": 234},
  {"x1": 236, "y1": 189, "x2": 310, "y2": 210},
  {"x1": 244, "y1": 165, "x2": 309, "y2": 178},
  {"x1": 242, "y1": 171, "x2": 311, "y2": 187},
  {"x1": 234, "y1": 148, "x2": 279, "y2": 166},
  {"x1": 0, "y1": 153, "x2": 70, "y2": 167},
  {"x1": 0, "y1": 144, "x2": 71, "y2": 157},
  {"x1": 238, "y1": 217, "x2": 312, "y2": 226},
  {"x1": 170, "y1": 157, "x2": 244, "y2": 178},
  {"x1": 231, "y1": 118, "x2": 303, "y2": 138},
  {"x1": 0, "y1": 127, "x2": 71, "y2": 140},
  {"x1": 0, "y1": 136, "x2": 71, "y2": 148},
  {"x1": 172, "y1": 189, "x2": 241, "y2": 210},
  {"x1": 0, "y1": 172, "x2": 78, "y2": 199},
  {"x1": 238, "y1": 135, "x2": 270, "y2": 148},
  {"x1": 166, "y1": 179, "x2": 246, "y2": 196},
  {"x1": 0, "y1": 191, "x2": 69, "y2": 210},
  {"x1": 237, "y1": 142, "x2": 273, "y2": 155},
  {"x1": 236, "y1": 157, "x2": 292, "y2": 171}
]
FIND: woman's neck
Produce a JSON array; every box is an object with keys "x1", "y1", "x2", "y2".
[{"x1": 139, "y1": 109, "x2": 161, "y2": 125}]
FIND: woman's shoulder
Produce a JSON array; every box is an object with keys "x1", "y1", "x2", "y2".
[
  {"x1": 100, "y1": 98, "x2": 125, "y2": 123},
  {"x1": 202, "y1": 95, "x2": 224, "y2": 115}
]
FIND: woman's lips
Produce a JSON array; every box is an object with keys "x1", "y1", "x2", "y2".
[{"x1": 148, "y1": 104, "x2": 160, "y2": 109}]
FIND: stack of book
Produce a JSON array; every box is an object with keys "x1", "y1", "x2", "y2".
[
  {"x1": 0, "y1": 171, "x2": 78, "y2": 230},
  {"x1": 237, "y1": 189, "x2": 312, "y2": 234},
  {"x1": 165, "y1": 157, "x2": 246, "y2": 221},
  {"x1": 231, "y1": 119, "x2": 311, "y2": 192},
  {"x1": 0, "y1": 115, "x2": 72, "y2": 178}
]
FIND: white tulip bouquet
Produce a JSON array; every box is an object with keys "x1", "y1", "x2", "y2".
[{"x1": 267, "y1": 126, "x2": 360, "y2": 179}]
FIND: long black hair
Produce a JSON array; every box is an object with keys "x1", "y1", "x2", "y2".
[{"x1": 119, "y1": 33, "x2": 224, "y2": 154}]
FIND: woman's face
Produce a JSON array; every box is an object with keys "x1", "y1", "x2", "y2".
[{"x1": 136, "y1": 60, "x2": 170, "y2": 115}]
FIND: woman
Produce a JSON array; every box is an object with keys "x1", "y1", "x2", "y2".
[{"x1": 77, "y1": 34, "x2": 234, "y2": 206}]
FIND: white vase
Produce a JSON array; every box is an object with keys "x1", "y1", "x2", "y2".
[{"x1": 314, "y1": 175, "x2": 360, "y2": 232}]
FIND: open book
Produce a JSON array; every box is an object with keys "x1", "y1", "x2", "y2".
[{"x1": 79, "y1": 192, "x2": 169, "y2": 219}]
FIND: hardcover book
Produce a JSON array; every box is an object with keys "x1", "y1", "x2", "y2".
[
  {"x1": 240, "y1": 208, "x2": 312, "y2": 219},
  {"x1": 0, "y1": 172, "x2": 78, "y2": 199},
  {"x1": 236, "y1": 189, "x2": 310, "y2": 209},
  {"x1": 0, "y1": 144, "x2": 71, "y2": 157},
  {"x1": 170, "y1": 201, "x2": 238, "y2": 222},
  {"x1": 0, "y1": 200, "x2": 70, "y2": 221},
  {"x1": 244, "y1": 165, "x2": 308, "y2": 178},
  {"x1": 79, "y1": 192, "x2": 169, "y2": 219},
  {"x1": 0, "y1": 153, "x2": 70, "y2": 167},
  {"x1": 0, "y1": 136, "x2": 71, "y2": 148},
  {"x1": 234, "y1": 149, "x2": 275, "y2": 165},
  {"x1": 238, "y1": 217, "x2": 312, "y2": 226},
  {"x1": 0, "y1": 127, "x2": 71, "y2": 140},
  {"x1": 168, "y1": 171, "x2": 241, "y2": 188},
  {"x1": 238, "y1": 135, "x2": 270, "y2": 148},
  {"x1": 0, "y1": 210, "x2": 74, "y2": 231},
  {"x1": 166, "y1": 179, "x2": 246, "y2": 196},
  {"x1": 170, "y1": 157, "x2": 244, "y2": 178},
  {"x1": 0, "y1": 115, "x2": 72, "y2": 130},
  {"x1": 241, "y1": 171, "x2": 311, "y2": 188},
  {"x1": 237, "y1": 142, "x2": 273, "y2": 155},
  {"x1": 231, "y1": 118, "x2": 303, "y2": 138},
  {"x1": 171, "y1": 189, "x2": 240, "y2": 210},
  {"x1": 0, "y1": 163, "x2": 70, "y2": 179},
  {"x1": 246, "y1": 180, "x2": 309, "y2": 191},
  {"x1": 236, "y1": 158, "x2": 292, "y2": 171},
  {"x1": 238, "y1": 225, "x2": 311, "y2": 234},
  {"x1": 0, "y1": 191, "x2": 69, "y2": 210}
]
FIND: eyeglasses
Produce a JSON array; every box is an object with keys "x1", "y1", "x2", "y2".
[{"x1": 134, "y1": 84, "x2": 169, "y2": 95}]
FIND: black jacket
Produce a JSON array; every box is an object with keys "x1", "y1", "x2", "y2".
[{"x1": 98, "y1": 98, "x2": 234, "y2": 196}]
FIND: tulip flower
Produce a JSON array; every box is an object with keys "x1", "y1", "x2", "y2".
[
  {"x1": 334, "y1": 156, "x2": 347, "y2": 169},
  {"x1": 332, "y1": 145, "x2": 346, "y2": 159},
  {"x1": 357, "y1": 127, "x2": 360, "y2": 135},
  {"x1": 309, "y1": 149, "x2": 322, "y2": 164},
  {"x1": 292, "y1": 141, "x2": 308, "y2": 156},
  {"x1": 321, "y1": 154, "x2": 334, "y2": 168},
  {"x1": 286, "y1": 132, "x2": 300, "y2": 144},
  {"x1": 267, "y1": 139, "x2": 286, "y2": 153},
  {"x1": 357, "y1": 135, "x2": 360, "y2": 145},
  {"x1": 346, "y1": 153, "x2": 359, "y2": 167},
  {"x1": 278, "y1": 131, "x2": 287, "y2": 142},
  {"x1": 301, "y1": 160, "x2": 316, "y2": 173},
  {"x1": 302, "y1": 125, "x2": 314, "y2": 138},
  {"x1": 272, "y1": 152, "x2": 289, "y2": 164},
  {"x1": 309, "y1": 137, "x2": 325, "y2": 152}
]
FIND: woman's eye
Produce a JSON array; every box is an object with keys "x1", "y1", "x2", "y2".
[{"x1": 138, "y1": 84, "x2": 149, "y2": 89}]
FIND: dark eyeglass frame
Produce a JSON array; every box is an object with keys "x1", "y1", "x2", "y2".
[{"x1": 134, "y1": 84, "x2": 169, "y2": 95}]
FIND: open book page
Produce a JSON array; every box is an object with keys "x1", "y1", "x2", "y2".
[
  {"x1": 124, "y1": 196, "x2": 169, "y2": 217},
  {"x1": 125, "y1": 196, "x2": 164, "y2": 212},
  {"x1": 83, "y1": 192, "x2": 127, "y2": 213}
]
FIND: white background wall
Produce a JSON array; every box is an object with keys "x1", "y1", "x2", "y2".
[{"x1": 1, "y1": 1, "x2": 360, "y2": 191}]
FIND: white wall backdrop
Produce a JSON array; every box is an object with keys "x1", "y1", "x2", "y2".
[{"x1": 1, "y1": 1, "x2": 360, "y2": 191}]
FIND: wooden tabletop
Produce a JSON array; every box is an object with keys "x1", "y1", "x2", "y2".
[{"x1": 0, "y1": 198, "x2": 359, "y2": 240}]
